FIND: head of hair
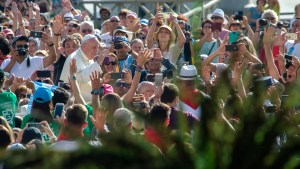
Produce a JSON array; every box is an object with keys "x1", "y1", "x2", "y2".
[
  {"x1": 15, "y1": 85, "x2": 31, "y2": 100},
  {"x1": 52, "y1": 87, "x2": 70, "y2": 106},
  {"x1": 262, "y1": 9, "x2": 278, "y2": 22},
  {"x1": 101, "y1": 52, "x2": 120, "y2": 73},
  {"x1": 100, "y1": 7, "x2": 111, "y2": 16},
  {"x1": 237, "y1": 36, "x2": 257, "y2": 55},
  {"x1": 0, "y1": 36, "x2": 11, "y2": 55},
  {"x1": 100, "y1": 93, "x2": 123, "y2": 123},
  {"x1": 65, "y1": 104, "x2": 88, "y2": 127},
  {"x1": 154, "y1": 27, "x2": 176, "y2": 50},
  {"x1": 0, "y1": 125, "x2": 13, "y2": 149},
  {"x1": 80, "y1": 21, "x2": 94, "y2": 31},
  {"x1": 148, "y1": 103, "x2": 170, "y2": 128},
  {"x1": 160, "y1": 84, "x2": 179, "y2": 104},
  {"x1": 130, "y1": 38, "x2": 144, "y2": 48},
  {"x1": 201, "y1": 19, "x2": 213, "y2": 28},
  {"x1": 30, "y1": 100, "x2": 53, "y2": 123},
  {"x1": 118, "y1": 9, "x2": 129, "y2": 17},
  {"x1": 70, "y1": 33, "x2": 83, "y2": 44},
  {"x1": 113, "y1": 108, "x2": 132, "y2": 129},
  {"x1": 137, "y1": 81, "x2": 154, "y2": 94},
  {"x1": 62, "y1": 35, "x2": 81, "y2": 48}
]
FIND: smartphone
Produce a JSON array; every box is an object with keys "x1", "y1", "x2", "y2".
[
  {"x1": 225, "y1": 45, "x2": 238, "y2": 52},
  {"x1": 212, "y1": 22, "x2": 222, "y2": 32},
  {"x1": 147, "y1": 74, "x2": 155, "y2": 82},
  {"x1": 110, "y1": 72, "x2": 124, "y2": 79},
  {"x1": 229, "y1": 31, "x2": 241, "y2": 44},
  {"x1": 272, "y1": 46, "x2": 280, "y2": 58},
  {"x1": 284, "y1": 54, "x2": 293, "y2": 60},
  {"x1": 233, "y1": 11, "x2": 243, "y2": 20},
  {"x1": 253, "y1": 63, "x2": 265, "y2": 70},
  {"x1": 155, "y1": 73, "x2": 163, "y2": 86},
  {"x1": 36, "y1": 70, "x2": 51, "y2": 78},
  {"x1": 28, "y1": 123, "x2": 44, "y2": 132},
  {"x1": 54, "y1": 103, "x2": 64, "y2": 118},
  {"x1": 286, "y1": 33, "x2": 298, "y2": 40},
  {"x1": 30, "y1": 31, "x2": 43, "y2": 38}
]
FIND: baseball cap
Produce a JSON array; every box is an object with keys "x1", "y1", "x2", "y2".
[
  {"x1": 2, "y1": 29, "x2": 14, "y2": 36},
  {"x1": 34, "y1": 87, "x2": 53, "y2": 103},
  {"x1": 113, "y1": 36, "x2": 129, "y2": 43},
  {"x1": 126, "y1": 11, "x2": 137, "y2": 19},
  {"x1": 113, "y1": 108, "x2": 132, "y2": 128},
  {"x1": 140, "y1": 19, "x2": 149, "y2": 26},
  {"x1": 102, "y1": 84, "x2": 114, "y2": 95}
]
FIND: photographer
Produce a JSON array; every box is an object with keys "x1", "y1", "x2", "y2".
[{"x1": 1, "y1": 34, "x2": 56, "y2": 79}]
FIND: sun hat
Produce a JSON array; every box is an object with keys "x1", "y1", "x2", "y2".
[
  {"x1": 207, "y1": 8, "x2": 228, "y2": 24},
  {"x1": 177, "y1": 65, "x2": 200, "y2": 80}
]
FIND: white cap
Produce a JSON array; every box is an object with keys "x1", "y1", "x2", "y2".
[
  {"x1": 82, "y1": 34, "x2": 97, "y2": 43},
  {"x1": 64, "y1": 12, "x2": 74, "y2": 19}
]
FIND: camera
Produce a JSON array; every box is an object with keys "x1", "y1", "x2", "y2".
[
  {"x1": 259, "y1": 19, "x2": 268, "y2": 27},
  {"x1": 17, "y1": 48, "x2": 27, "y2": 56},
  {"x1": 285, "y1": 61, "x2": 293, "y2": 69},
  {"x1": 284, "y1": 54, "x2": 293, "y2": 60},
  {"x1": 225, "y1": 45, "x2": 239, "y2": 52}
]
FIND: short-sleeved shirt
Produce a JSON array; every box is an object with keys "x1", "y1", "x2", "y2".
[
  {"x1": 1, "y1": 56, "x2": 44, "y2": 79},
  {"x1": 247, "y1": 7, "x2": 263, "y2": 28},
  {"x1": 0, "y1": 91, "x2": 18, "y2": 127},
  {"x1": 285, "y1": 40, "x2": 300, "y2": 58},
  {"x1": 53, "y1": 55, "x2": 67, "y2": 85},
  {"x1": 199, "y1": 40, "x2": 219, "y2": 63},
  {"x1": 100, "y1": 33, "x2": 112, "y2": 48},
  {"x1": 118, "y1": 55, "x2": 133, "y2": 70}
]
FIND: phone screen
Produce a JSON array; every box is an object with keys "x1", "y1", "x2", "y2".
[
  {"x1": 229, "y1": 31, "x2": 241, "y2": 44},
  {"x1": 110, "y1": 72, "x2": 124, "y2": 79},
  {"x1": 155, "y1": 73, "x2": 163, "y2": 86},
  {"x1": 30, "y1": 31, "x2": 43, "y2": 38},
  {"x1": 54, "y1": 103, "x2": 64, "y2": 118},
  {"x1": 37, "y1": 70, "x2": 51, "y2": 78},
  {"x1": 212, "y1": 22, "x2": 222, "y2": 32}
]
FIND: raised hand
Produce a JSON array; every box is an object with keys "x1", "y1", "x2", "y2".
[
  {"x1": 69, "y1": 58, "x2": 77, "y2": 76},
  {"x1": 89, "y1": 71, "x2": 102, "y2": 90},
  {"x1": 90, "y1": 109, "x2": 106, "y2": 132},
  {"x1": 62, "y1": 0, "x2": 73, "y2": 12},
  {"x1": 263, "y1": 27, "x2": 275, "y2": 44},
  {"x1": 122, "y1": 69, "x2": 132, "y2": 84},
  {"x1": 32, "y1": 3, "x2": 40, "y2": 12},
  {"x1": 201, "y1": 66, "x2": 211, "y2": 83},
  {"x1": 11, "y1": 1, "x2": 18, "y2": 14},
  {"x1": 41, "y1": 32, "x2": 53, "y2": 45},
  {"x1": 52, "y1": 16, "x2": 63, "y2": 34},
  {"x1": 137, "y1": 49, "x2": 152, "y2": 67}
]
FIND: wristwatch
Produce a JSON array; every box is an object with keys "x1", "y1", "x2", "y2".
[
  {"x1": 91, "y1": 89, "x2": 101, "y2": 95},
  {"x1": 72, "y1": 75, "x2": 77, "y2": 80}
]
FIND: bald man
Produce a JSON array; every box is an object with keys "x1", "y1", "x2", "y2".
[{"x1": 60, "y1": 34, "x2": 102, "y2": 102}]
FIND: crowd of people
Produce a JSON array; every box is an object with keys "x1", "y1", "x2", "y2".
[{"x1": 0, "y1": 0, "x2": 300, "y2": 160}]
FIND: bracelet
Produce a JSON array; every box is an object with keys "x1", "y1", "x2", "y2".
[
  {"x1": 48, "y1": 42, "x2": 54, "y2": 47},
  {"x1": 54, "y1": 33, "x2": 61, "y2": 36},
  {"x1": 135, "y1": 66, "x2": 143, "y2": 72},
  {"x1": 72, "y1": 75, "x2": 77, "y2": 80}
]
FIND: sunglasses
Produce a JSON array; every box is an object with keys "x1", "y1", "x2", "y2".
[
  {"x1": 110, "y1": 20, "x2": 120, "y2": 23},
  {"x1": 6, "y1": 36, "x2": 14, "y2": 40},
  {"x1": 115, "y1": 82, "x2": 130, "y2": 88},
  {"x1": 81, "y1": 29, "x2": 93, "y2": 33},
  {"x1": 211, "y1": 16, "x2": 223, "y2": 20},
  {"x1": 266, "y1": 17, "x2": 275, "y2": 21},
  {"x1": 138, "y1": 36, "x2": 146, "y2": 40},
  {"x1": 149, "y1": 58, "x2": 162, "y2": 63},
  {"x1": 69, "y1": 24, "x2": 79, "y2": 28},
  {"x1": 16, "y1": 44, "x2": 29, "y2": 49},
  {"x1": 104, "y1": 62, "x2": 117, "y2": 66}
]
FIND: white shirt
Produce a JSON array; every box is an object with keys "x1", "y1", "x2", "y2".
[
  {"x1": 177, "y1": 100, "x2": 201, "y2": 119},
  {"x1": 100, "y1": 32, "x2": 112, "y2": 48},
  {"x1": 60, "y1": 48, "x2": 102, "y2": 102},
  {"x1": 1, "y1": 55, "x2": 44, "y2": 79},
  {"x1": 285, "y1": 40, "x2": 300, "y2": 58}
]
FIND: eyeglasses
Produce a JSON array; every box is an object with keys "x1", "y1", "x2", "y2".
[
  {"x1": 19, "y1": 93, "x2": 31, "y2": 99},
  {"x1": 81, "y1": 29, "x2": 93, "y2": 33},
  {"x1": 104, "y1": 62, "x2": 117, "y2": 66},
  {"x1": 138, "y1": 36, "x2": 146, "y2": 40},
  {"x1": 149, "y1": 58, "x2": 162, "y2": 63},
  {"x1": 115, "y1": 82, "x2": 130, "y2": 88},
  {"x1": 230, "y1": 23, "x2": 241, "y2": 27},
  {"x1": 203, "y1": 26, "x2": 212, "y2": 29},
  {"x1": 211, "y1": 16, "x2": 223, "y2": 20},
  {"x1": 69, "y1": 24, "x2": 79, "y2": 28},
  {"x1": 16, "y1": 44, "x2": 29, "y2": 49},
  {"x1": 110, "y1": 20, "x2": 120, "y2": 23}
]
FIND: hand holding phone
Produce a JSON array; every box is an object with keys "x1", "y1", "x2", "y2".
[
  {"x1": 36, "y1": 70, "x2": 51, "y2": 78},
  {"x1": 54, "y1": 103, "x2": 64, "y2": 118},
  {"x1": 155, "y1": 73, "x2": 163, "y2": 86},
  {"x1": 28, "y1": 123, "x2": 44, "y2": 132},
  {"x1": 30, "y1": 31, "x2": 43, "y2": 38},
  {"x1": 110, "y1": 72, "x2": 124, "y2": 79},
  {"x1": 225, "y1": 45, "x2": 239, "y2": 52}
]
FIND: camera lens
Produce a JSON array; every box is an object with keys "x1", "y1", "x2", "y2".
[{"x1": 259, "y1": 19, "x2": 268, "y2": 26}]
